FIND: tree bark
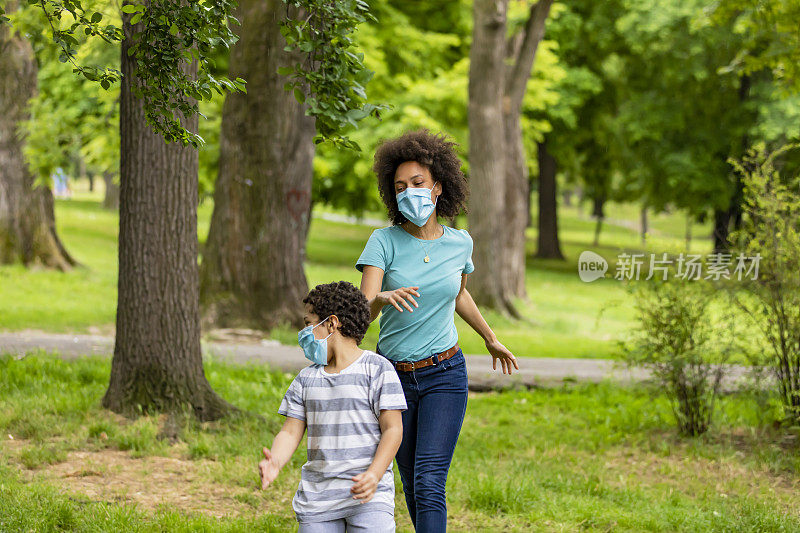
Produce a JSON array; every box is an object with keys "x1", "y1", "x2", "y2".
[
  {"x1": 102, "y1": 170, "x2": 119, "y2": 210},
  {"x1": 102, "y1": 4, "x2": 234, "y2": 421},
  {"x1": 535, "y1": 138, "x2": 563, "y2": 259},
  {"x1": 199, "y1": 0, "x2": 315, "y2": 330},
  {"x1": 592, "y1": 195, "x2": 605, "y2": 247},
  {"x1": 685, "y1": 213, "x2": 692, "y2": 252},
  {"x1": 500, "y1": 0, "x2": 553, "y2": 299},
  {"x1": 640, "y1": 206, "x2": 648, "y2": 246},
  {"x1": 468, "y1": 0, "x2": 515, "y2": 315},
  {"x1": 712, "y1": 208, "x2": 732, "y2": 253},
  {"x1": 468, "y1": 0, "x2": 552, "y2": 316},
  {"x1": 0, "y1": 1, "x2": 75, "y2": 271}
]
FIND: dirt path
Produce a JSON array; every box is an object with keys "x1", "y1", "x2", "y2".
[{"x1": 0, "y1": 331, "x2": 762, "y2": 392}]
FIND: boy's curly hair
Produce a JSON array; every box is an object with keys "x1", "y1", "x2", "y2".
[
  {"x1": 303, "y1": 281, "x2": 370, "y2": 344},
  {"x1": 372, "y1": 128, "x2": 469, "y2": 225}
]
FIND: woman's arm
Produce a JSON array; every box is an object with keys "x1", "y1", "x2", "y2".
[
  {"x1": 455, "y1": 274, "x2": 519, "y2": 374},
  {"x1": 360, "y1": 265, "x2": 420, "y2": 323},
  {"x1": 350, "y1": 409, "x2": 404, "y2": 503}
]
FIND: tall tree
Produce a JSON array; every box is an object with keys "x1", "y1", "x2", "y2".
[
  {"x1": 468, "y1": 0, "x2": 552, "y2": 316},
  {"x1": 101, "y1": 5, "x2": 233, "y2": 420},
  {"x1": 199, "y1": 0, "x2": 315, "y2": 330},
  {"x1": 535, "y1": 138, "x2": 563, "y2": 258},
  {"x1": 200, "y1": 0, "x2": 382, "y2": 330},
  {"x1": 0, "y1": 0, "x2": 75, "y2": 270},
  {"x1": 4, "y1": 0, "x2": 404, "y2": 419},
  {"x1": 501, "y1": 0, "x2": 553, "y2": 299}
]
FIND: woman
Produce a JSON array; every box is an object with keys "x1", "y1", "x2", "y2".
[{"x1": 356, "y1": 128, "x2": 518, "y2": 532}]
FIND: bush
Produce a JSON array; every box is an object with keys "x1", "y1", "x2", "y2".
[
  {"x1": 621, "y1": 277, "x2": 740, "y2": 436},
  {"x1": 730, "y1": 142, "x2": 800, "y2": 425}
]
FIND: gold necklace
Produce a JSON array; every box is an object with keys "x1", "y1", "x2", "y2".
[{"x1": 410, "y1": 224, "x2": 442, "y2": 263}]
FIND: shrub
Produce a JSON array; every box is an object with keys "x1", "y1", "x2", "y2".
[
  {"x1": 729, "y1": 142, "x2": 800, "y2": 425},
  {"x1": 621, "y1": 277, "x2": 739, "y2": 436}
]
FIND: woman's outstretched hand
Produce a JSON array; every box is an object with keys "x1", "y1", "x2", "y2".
[
  {"x1": 376, "y1": 286, "x2": 420, "y2": 313},
  {"x1": 486, "y1": 338, "x2": 519, "y2": 375},
  {"x1": 259, "y1": 446, "x2": 280, "y2": 489}
]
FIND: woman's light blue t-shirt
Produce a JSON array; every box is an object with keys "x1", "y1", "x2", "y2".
[{"x1": 355, "y1": 224, "x2": 475, "y2": 362}]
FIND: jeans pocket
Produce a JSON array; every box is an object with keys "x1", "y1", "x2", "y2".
[{"x1": 441, "y1": 349, "x2": 465, "y2": 371}]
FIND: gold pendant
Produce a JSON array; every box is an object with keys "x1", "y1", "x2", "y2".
[{"x1": 424, "y1": 255, "x2": 430, "y2": 263}]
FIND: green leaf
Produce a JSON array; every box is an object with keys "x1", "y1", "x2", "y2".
[
  {"x1": 91, "y1": 12, "x2": 102, "y2": 23},
  {"x1": 121, "y1": 4, "x2": 137, "y2": 13},
  {"x1": 294, "y1": 87, "x2": 305, "y2": 104}
]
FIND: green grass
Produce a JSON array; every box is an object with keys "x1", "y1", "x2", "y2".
[
  {"x1": 1, "y1": 352, "x2": 798, "y2": 532},
  {"x1": 0, "y1": 183, "x2": 720, "y2": 359}
]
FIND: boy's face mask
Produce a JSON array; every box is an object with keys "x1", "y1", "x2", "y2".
[
  {"x1": 396, "y1": 181, "x2": 438, "y2": 227},
  {"x1": 298, "y1": 315, "x2": 333, "y2": 365}
]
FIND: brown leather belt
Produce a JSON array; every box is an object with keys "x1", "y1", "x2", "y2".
[{"x1": 391, "y1": 343, "x2": 460, "y2": 372}]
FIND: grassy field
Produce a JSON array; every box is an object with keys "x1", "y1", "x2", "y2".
[
  {"x1": 0, "y1": 184, "x2": 717, "y2": 359},
  {"x1": 1, "y1": 352, "x2": 798, "y2": 532}
]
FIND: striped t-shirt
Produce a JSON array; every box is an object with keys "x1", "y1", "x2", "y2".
[{"x1": 278, "y1": 349, "x2": 408, "y2": 523}]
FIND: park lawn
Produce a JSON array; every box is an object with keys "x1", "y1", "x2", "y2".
[
  {"x1": 1, "y1": 352, "x2": 799, "y2": 532},
  {"x1": 0, "y1": 186, "x2": 718, "y2": 360}
]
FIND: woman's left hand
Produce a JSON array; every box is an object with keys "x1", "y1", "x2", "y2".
[{"x1": 486, "y1": 338, "x2": 519, "y2": 375}]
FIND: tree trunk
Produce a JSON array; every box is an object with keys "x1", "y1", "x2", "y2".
[
  {"x1": 640, "y1": 206, "x2": 648, "y2": 246},
  {"x1": 468, "y1": 0, "x2": 516, "y2": 316},
  {"x1": 102, "y1": 5, "x2": 234, "y2": 421},
  {"x1": 535, "y1": 139, "x2": 563, "y2": 259},
  {"x1": 0, "y1": 1, "x2": 75, "y2": 271},
  {"x1": 685, "y1": 213, "x2": 692, "y2": 252},
  {"x1": 500, "y1": 0, "x2": 553, "y2": 300},
  {"x1": 199, "y1": 0, "x2": 315, "y2": 330},
  {"x1": 468, "y1": 0, "x2": 552, "y2": 316},
  {"x1": 592, "y1": 195, "x2": 605, "y2": 247},
  {"x1": 712, "y1": 208, "x2": 731, "y2": 253},
  {"x1": 102, "y1": 171, "x2": 119, "y2": 210},
  {"x1": 501, "y1": 112, "x2": 529, "y2": 297}
]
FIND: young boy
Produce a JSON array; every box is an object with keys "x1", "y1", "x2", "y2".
[{"x1": 259, "y1": 281, "x2": 407, "y2": 532}]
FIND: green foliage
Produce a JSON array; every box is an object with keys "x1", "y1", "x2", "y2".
[
  {"x1": 711, "y1": 0, "x2": 800, "y2": 94},
  {"x1": 10, "y1": 0, "x2": 120, "y2": 185},
  {"x1": 279, "y1": 0, "x2": 389, "y2": 151},
  {"x1": 621, "y1": 277, "x2": 743, "y2": 436},
  {"x1": 309, "y1": 0, "x2": 472, "y2": 214},
  {"x1": 729, "y1": 142, "x2": 800, "y2": 423},
  {"x1": 0, "y1": 0, "x2": 245, "y2": 148},
  {"x1": 119, "y1": 0, "x2": 245, "y2": 147}
]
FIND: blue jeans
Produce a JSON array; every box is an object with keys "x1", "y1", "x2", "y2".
[{"x1": 376, "y1": 345, "x2": 469, "y2": 533}]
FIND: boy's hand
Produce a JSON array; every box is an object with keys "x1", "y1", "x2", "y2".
[
  {"x1": 259, "y1": 447, "x2": 280, "y2": 489},
  {"x1": 350, "y1": 470, "x2": 380, "y2": 503}
]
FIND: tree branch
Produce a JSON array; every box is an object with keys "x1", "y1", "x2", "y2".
[{"x1": 504, "y1": 0, "x2": 553, "y2": 111}]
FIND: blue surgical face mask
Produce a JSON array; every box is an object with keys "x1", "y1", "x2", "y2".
[
  {"x1": 396, "y1": 182, "x2": 439, "y2": 227},
  {"x1": 298, "y1": 315, "x2": 333, "y2": 365}
]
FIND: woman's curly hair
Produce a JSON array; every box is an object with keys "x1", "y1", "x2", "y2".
[
  {"x1": 303, "y1": 281, "x2": 371, "y2": 344},
  {"x1": 372, "y1": 128, "x2": 469, "y2": 225}
]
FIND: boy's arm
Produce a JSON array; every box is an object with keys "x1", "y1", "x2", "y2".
[
  {"x1": 268, "y1": 416, "x2": 307, "y2": 469},
  {"x1": 368, "y1": 409, "x2": 403, "y2": 477},
  {"x1": 350, "y1": 409, "x2": 403, "y2": 501}
]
